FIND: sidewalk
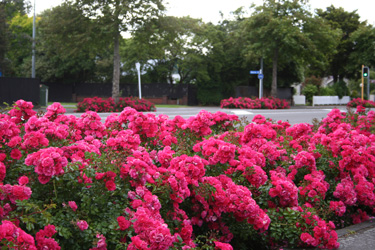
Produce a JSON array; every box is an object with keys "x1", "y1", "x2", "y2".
[{"x1": 335, "y1": 218, "x2": 375, "y2": 250}]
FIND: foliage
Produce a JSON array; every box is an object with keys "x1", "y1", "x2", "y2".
[
  {"x1": 302, "y1": 84, "x2": 318, "y2": 104},
  {"x1": 71, "y1": 0, "x2": 165, "y2": 102},
  {"x1": 2, "y1": 100, "x2": 375, "y2": 249},
  {"x1": 348, "y1": 25, "x2": 375, "y2": 77},
  {"x1": 220, "y1": 97, "x2": 290, "y2": 109},
  {"x1": 0, "y1": 0, "x2": 31, "y2": 76},
  {"x1": 76, "y1": 97, "x2": 156, "y2": 112},
  {"x1": 302, "y1": 76, "x2": 322, "y2": 89},
  {"x1": 319, "y1": 86, "x2": 336, "y2": 96},
  {"x1": 35, "y1": 3, "x2": 102, "y2": 83},
  {"x1": 316, "y1": 5, "x2": 364, "y2": 82},
  {"x1": 5, "y1": 13, "x2": 33, "y2": 77},
  {"x1": 122, "y1": 16, "x2": 208, "y2": 84},
  {"x1": 241, "y1": 0, "x2": 340, "y2": 97},
  {"x1": 331, "y1": 81, "x2": 349, "y2": 99}
]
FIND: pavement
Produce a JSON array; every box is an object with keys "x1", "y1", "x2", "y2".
[{"x1": 335, "y1": 218, "x2": 375, "y2": 250}]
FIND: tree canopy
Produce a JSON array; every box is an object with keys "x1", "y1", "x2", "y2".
[
  {"x1": 70, "y1": 0, "x2": 165, "y2": 102},
  {"x1": 2, "y1": 0, "x2": 375, "y2": 104}
]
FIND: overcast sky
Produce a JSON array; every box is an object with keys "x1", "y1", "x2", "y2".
[{"x1": 32, "y1": 0, "x2": 375, "y2": 25}]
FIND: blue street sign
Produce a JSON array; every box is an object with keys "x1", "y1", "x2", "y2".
[
  {"x1": 258, "y1": 74, "x2": 264, "y2": 80},
  {"x1": 250, "y1": 70, "x2": 260, "y2": 74}
]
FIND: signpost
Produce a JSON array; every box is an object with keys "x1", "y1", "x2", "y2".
[{"x1": 250, "y1": 57, "x2": 264, "y2": 98}]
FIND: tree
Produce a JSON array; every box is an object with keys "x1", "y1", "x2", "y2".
[
  {"x1": 0, "y1": 0, "x2": 30, "y2": 75},
  {"x1": 316, "y1": 5, "x2": 364, "y2": 82},
  {"x1": 122, "y1": 16, "x2": 207, "y2": 84},
  {"x1": 71, "y1": 0, "x2": 165, "y2": 103},
  {"x1": 6, "y1": 13, "x2": 33, "y2": 76},
  {"x1": 240, "y1": 0, "x2": 340, "y2": 97},
  {"x1": 35, "y1": 3, "x2": 103, "y2": 84},
  {"x1": 348, "y1": 25, "x2": 375, "y2": 77},
  {"x1": 241, "y1": 0, "x2": 313, "y2": 97}
]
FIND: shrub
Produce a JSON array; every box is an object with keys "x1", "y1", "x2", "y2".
[
  {"x1": 76, "y1": 97, "x2": 156, "y2": 112},
  {"x1": 302, "y1": 84, "x2": 318, "y2": 104},
  {"x1": 347, "y1": 98, "x2": 375, "y2": 108},
  {"x1": 319, "y1": 86, "x2": 336, "y2": 96},
  {"x1": 220, "y1": 97, "x2": 290, "y2": 109},
  {"x1": 1, "y1": 100, "x2": 375, "y2": 249}
]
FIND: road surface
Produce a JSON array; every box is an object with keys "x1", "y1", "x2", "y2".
[{"x1": 65, "y1": 106, "x2": 350, "y2": 125}]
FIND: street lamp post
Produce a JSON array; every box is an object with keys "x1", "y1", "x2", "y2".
[
  {"x1": 135, "y1": 62, "x2": 142, "y2": 99},
  {"x1": 32, "y1": 0, "x2": 36, "y2": 78}
]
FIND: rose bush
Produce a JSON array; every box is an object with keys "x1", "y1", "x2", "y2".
[
  {"x1": 347, "y1": 97, "x2": 375, "y2": 108},
  {"x1": 1, "y1": 99, "x2": 375, "y2": 249},
  {"x1": 220, "y1": 97, "x2": 290, "y2": 109},
  {"x1": 76, "y1": 97, "x2": 156, "y2": 112}
]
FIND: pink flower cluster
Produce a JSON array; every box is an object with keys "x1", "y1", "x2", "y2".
[
  {"x1": 0, "y1": 222, "x2": 60, "y2": 250},
  {"x1": 8, "y1": 99, "x2": 37, "y2": 124},
  {"x1": 127, "y1": 188, "x2": 177, "y2": 249},
  {"x1": 0, "y1": 220, "x2": 37, "y2": 249},
  {"x1": 25, "y1": 147, "x2": 68, "y2": 184},
  {"x1": 347, "y1": 97, "x2": 375, "y2": 108},
  {"x1": 76, "y1": 96, "x2": 156, "y2": 112},
  {"x1": 35, "y1": 224, "x2": 60, "y2": 249},
  {"x1": 269, "y1": 170, "x2": 299, "y2": 207},
  {"x1": 220, "y1": 97, "x2": 290, "y2": 109}
]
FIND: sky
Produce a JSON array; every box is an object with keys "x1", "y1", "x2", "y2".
[{"x1": 32, "y1": 0, "x2": 375, "y2": 25}]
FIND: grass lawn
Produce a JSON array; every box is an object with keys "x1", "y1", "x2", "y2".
[
  {"x1": 155, "y1": 104, "x2": 190, "y2": 108},
  {"x1": 48, "y1": 102, "x2": 77, "y2": 106}
]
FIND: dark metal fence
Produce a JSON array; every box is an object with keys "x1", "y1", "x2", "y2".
[
  {"x1": 0, "y1": 77, "x2": 40, "y2": 105},
  {"x1": 43, "y1": 82, "x2": 197, "y2": 104}
]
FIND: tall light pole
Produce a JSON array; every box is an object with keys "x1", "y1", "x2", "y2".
[
  {"x1": 31, "y1": 0, "x2": 36, "y2": 78},
  {"x1": 135, "y1": 62, "x2": 142, "y2": 99}
]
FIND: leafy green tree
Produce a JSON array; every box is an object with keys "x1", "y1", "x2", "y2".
[
  {"x1": 348, "y1": 25, "x2": 375, "y2": 77},
  {"x1": 0, "y1": 0, "x2": 30, "y2": 75},
  {"x1": 35, "y1": 3, "x2": 101, "y2": 84},
  {"x1": 241, "y1": 0, "x2": 340, "y2": 97},
  {"x1": 121, "y1": 15, "x2": 230, "y2": 104},
  {"x1": 6, "y1": 13, "x2": 33, "y2": 76},
  {"x1": 70, "y1": 0, "x2": 165, "y2": 103},
  {"x1": 122, "y1": 16, "x2": 214, "y2": 86},
  {"x1": 241, "y1": 0, "x2": 312, "y2": 97},
  {"x1": 316, "y1": 5, "x2": 364, "y2": 82}
]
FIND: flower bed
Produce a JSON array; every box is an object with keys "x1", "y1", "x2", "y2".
[
  {"x1": 220, "y1": 97, "x2": 290, "y2": 109},
  {"x1": 76, "y1": 97, "x2": 156, "y2": 112},
  {"x1": 1, "y1": 99, "x2": 375, "y2": 249},
  {"x1": 347, "y1": 97, "x2": 375, "y2": 108}
]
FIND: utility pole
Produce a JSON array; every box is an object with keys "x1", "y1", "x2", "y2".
[
  {"x1": 135, "y1": 62, "x2": 142, "y2": 99},
  {"x1": 32, "y1": 0, "x2": 36, "y2": 78},
  {"x1": 366, "y1": 67, "x2": 370, "y2": 100}
]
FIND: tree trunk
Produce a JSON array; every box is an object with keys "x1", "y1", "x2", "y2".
[
  {"x1": 112, "y1": 28, "x2": 120, "y2": 104},
  {"x1": 271, "y1": 47, "x2": 278, "y2": 97}
]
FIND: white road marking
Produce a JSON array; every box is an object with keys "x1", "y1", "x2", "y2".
[{"x1": 230, "y1": 110, "x2": 253, "y2": 115}]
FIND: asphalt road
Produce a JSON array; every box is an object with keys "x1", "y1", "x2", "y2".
[{"x1": 65, "y1": 106, "x2": 350, "y2": 125}]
